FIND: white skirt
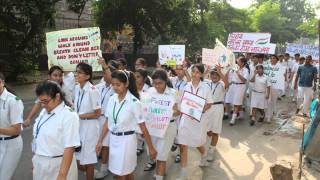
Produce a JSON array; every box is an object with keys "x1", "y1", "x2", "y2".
[
  {"x1": 98, "y1": 116, "x2": 110, "y2": 146},
  {"x1": 152, "y1": 122, "x2": 177, "y2": 161},
  {"x1": 76, "y1": 120, "x2": 99, "y2": 165},
  {"x1": 206, "y1": 104, "x2": 224, "y2": 134},
  {"x1": 251, "y1": 91, "x2": 267, "y2": 109},
  {"x1": 33, "y1": 154, "x2": 77, "y2": 180},
  {"x1": 109, "y1": 133, "x2": 137, "y2": 176},
  {"x1": 225, "y1": 84, "x2": 247, "y2": 105},
  {"x1": 177, "y1": 114, "x2": 208, "y2": 147}
]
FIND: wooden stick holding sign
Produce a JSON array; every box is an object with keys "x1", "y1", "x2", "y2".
[{"x1": 180, "y1": 91, "x2": 206, "y2": 122}]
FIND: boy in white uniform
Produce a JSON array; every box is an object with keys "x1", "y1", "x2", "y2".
[{"x1": 0, "y1": 73, "x2": 24, "y2": 180}]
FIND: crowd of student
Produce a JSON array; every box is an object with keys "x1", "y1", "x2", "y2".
[{"x1": 0, "y1": 52, "x2": 317, "y2": 180}]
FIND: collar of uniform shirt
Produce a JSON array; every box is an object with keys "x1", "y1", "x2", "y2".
[
  {"x1": 81, "y1": 81, "x2": 91, "y2": 91},
  {"x1": 46, "y1": 102, "x2": 65, "y2": 115},
  {"x1": 0, "y1": 88, "x2": 8, "y2": 100}
]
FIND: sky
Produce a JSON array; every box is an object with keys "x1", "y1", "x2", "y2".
[{"x1": 229, "y1": 0, "x2": 320, "y2": 17}]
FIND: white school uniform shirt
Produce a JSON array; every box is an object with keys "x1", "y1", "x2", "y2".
[
  {"x1": 252, "y1": 74, "x2": 271, "y2": 93},
  {"x1": 206, "y1": 80, "x2": 225, "y2": 103},
  {"x1": 105, "y1": 91, "x2": 145, "y2": 133},
  {"x1": 96, "y1": 82, "x2": 114, "y2": 115},
  {"x1": 138, "y1": 84, "x2": 150, "y2": 94},
  {"x1": 33, "y1": 102, "x2": 80, "y2": 157},
  {"x1": 62, "y1": 72, "x2": 76, "y2": 104},
  {"x1": 0, "y1": 89, "x2": 24, "y2": 138},
  {"x1": 170, "y1": 76, "x2": 188, "y2": 92},
  {"x1": 184, "y1": 81, "x2": 214, "y2": 104},
  {"x1": 229, "y1": 67, "x2": 249, "y2": 83},
  {"x1": 74, "y1": 81, "x2": 101, "y2": 116}
]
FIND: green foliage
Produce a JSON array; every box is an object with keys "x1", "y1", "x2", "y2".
[{"x1": 297, "y1": 18, "x2": 320, "y2": 39}]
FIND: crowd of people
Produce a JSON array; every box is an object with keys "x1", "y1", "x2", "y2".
[{"x1": 0, "y1": 52, "x2": 318, "y2": 180}]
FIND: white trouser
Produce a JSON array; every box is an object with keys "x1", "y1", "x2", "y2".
[
  {"x1": 297, "y1": 87, "x2": 314, "y2": 114},
  {"x1": 0, "y1": 136, "x2": 23, "y2": 180},
  {"x1": 267, "y1": 88, "x2": 280, "y2": 120}
]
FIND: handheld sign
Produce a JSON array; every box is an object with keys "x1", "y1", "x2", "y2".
[
  {"x1": 46, "y1": 27, "x2": 102, "y2": 71},
  {"x1": 141, "y1": 92, "x2": 175, "y2": 138},
  {"x1": 264, "y1": 63, "x2": 286, "y2": 91},
  {"x1": 158, "y1": 45, "x2": 185, "y2": 66},
  {"x1": 180, "y1": 91, "x2": 206, "y2": 122},
  {"x1": 286, "y1": 43, "x2": 319, "y2": 60}
]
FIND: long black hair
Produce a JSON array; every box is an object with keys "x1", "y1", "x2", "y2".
[
  {"x1": 151, "y1": 69, "x2": 173, "y2": 88},
  {"x1": 112, "y1": 70, "x2": 140, "y2": 99},
  {"x1": 136, "y1": 68, "x2": 152, "y2": 87},
  {"x1": 49, "y1": 66, "x2": 63, "y2": 76},
  {"x1": 36, "y1": 80, "x2": 66, "y2": 104},
  {"x1": 76, "y1": 63, "x2": 93, "y2": 83},
  {"x1": 0, "y1": 72, "x2": 16, "y2": 95},
  {"x1": 191, "y1": 63, "x2": 205, "y2": 81}
]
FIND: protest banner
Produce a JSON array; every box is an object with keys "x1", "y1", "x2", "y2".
[
  {"x1": 227, "y1": 32, "x2": 276, "y2": 54},
  {"x1": 158, "y1": 45, "x2": 185, "y2": 66},
  {"x1": 46, "y1": 27, "x2": 102, "y2": 71},
  {"x1": 180, "y1": 91, "x2": 206, "y2": 122},
  {"x1": 286, "y1": 43, "x2": 319, "y2": 60},
  {"x1": 264, "y1": 63, "x2": 286, "y2": 91},
  {"x1": 141, "y1": 92, "x2": 175, "y2": 138},
  {"x1": 202, "y1": 39, "x2": 236, "y2": 70}
]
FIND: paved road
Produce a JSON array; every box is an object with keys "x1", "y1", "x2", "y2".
[{"x1": 10, "y1": 83, "x2": 302, "y2": 180}]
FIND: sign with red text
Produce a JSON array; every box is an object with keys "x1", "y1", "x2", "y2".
[
  {"x1": 46, "y1": 27, "x2": 102, "y2": 71},
  {"x1": 180, "y1": 91, "x2": 206, "y2": 122},
  {"x1": 141, "y1": 91, "x2": 175, "y2": 138},
  {"x1": 227, "y1": 32, "x2": 275, "y2": 54}
]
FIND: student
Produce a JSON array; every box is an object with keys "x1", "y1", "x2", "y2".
[
  {"x1": 0, "y1": 73, "x2": 24, "y2": 180},
  {"x1": 291, "y1": 57, "x2": 305, "y2": 102},
  {"x1": 96, "y1": 70, "x2": 157, "y2": 180},
  {"x1": 205, "y1": 65, "x2": 229, "y2": 161},
  {"x1": 94, "y1": 65, "x2": 115, "y2": 179},
  {"x1": 24, "y1": 66, "x2": 74, "y2": 127},
  {"x1": 148, "y1": 69, "x2": 180, "y2": 180},
  {"x1": 74, "y1": 63, "x2": 102, "y2": 180},
  {"x1": 250, "y1": 65, "x2": 270, "y2": 126},
  {"x1": 32, "y1": 80, "x2": 80, "y2": 180},
  {"x1": 177, "y1": 64, "x2": 213, "y2": 179},
  {"x1": 225, "y1": 57, "x2": 249, "y2": 125},
  {"x1": 135, "y1": 58, "x2": 148, "y2": 70},
  {"x1": 117, "y1": 58, "x2": 127, "y2": 70}
]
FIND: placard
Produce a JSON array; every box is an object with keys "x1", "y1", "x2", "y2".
[
  {"x1": 141, "y1": 92, "x2": 175, "y2": 138},
  {"x1": 180, "y1": 91, "x2": 206, "y2": 122},
  {"x1": 227, "y1": 32, "x2": 276, "y2": 54},
  {"x1": 264, "y1": 63, "x2": 286, "y2": 91},
  {"x1": 46, "y1": 27, "x2": 102, "y2": 71},
  {"x1": 286, "y1": 43, "x2": 319, "y2": 60},
  {"x1": 158, "y1": 45, "x2": 185, "y2": 66}
]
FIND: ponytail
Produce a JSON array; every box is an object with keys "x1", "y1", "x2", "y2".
[{"x1": 111, "y1": 70, "x2": 140, "y2": 100}]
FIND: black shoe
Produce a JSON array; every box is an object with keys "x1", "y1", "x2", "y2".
[
  {"x1": 303, "y1": 113, "x2": 307, "y2": 117},
  {"x1": 281, "y1": 95, "x2": 286, "y2": 98},
  {"x1": 175, "y1": 154, "x2": 181, "y2": 163},
  {"x1": 137, "y1": 149, "x2": 144, "y2": 156},
  {"x1": 143, "y1": 162, "x2": 156, "y2": 171},
  {"x1": 258, "y1": 117, "x2": 264, "y2": 122},
  {"x1": 250, "y1": 120, "x2": 255, "y2": 126},
  {"x1": 223, "y1": 114, "x2": 229, "y2": 120},
  {"x1": 277, "y1": 97, "x2": 282, "y2": 101},
  {"x1": 296, "y1": 109, "x2": 300, "y2": 114},
  {"x1": 171, "y1": 144, "x2": 178, "y2": 152}
]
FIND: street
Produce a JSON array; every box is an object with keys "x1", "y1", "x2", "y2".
[{"x1": 10, "y1": 82, "x2": 316, "y2": 180}]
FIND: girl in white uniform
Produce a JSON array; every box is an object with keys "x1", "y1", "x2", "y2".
[
  {"x1": 32, "y1": 80, "x2": 80, "y2": 180},
  {"x1": 24, "y1": 66, "x2": 75, "y2": 127},
  {"x1": 96, "y1": 70, "x2": 157, "y2": 180},
  {"x1": 225, "y1": 57, "x2": 249, "y2": 125},
  {"x1": 250, "y1": 65, "x2": 271, "y2": 126},
  {"x1": 205, "y1": 66, "x2": 229, "y2": 161},
  {"x1": 177, "y1": 64, "x2": 213, "y2": 179},
  {"x1": 0, "y1": 73, "x2": 24, "y2": 180},
  {"x1": 148, "y1": 69, "x2": 180, "y2": 180},
  {"x1": 74, "y1": 63, "x2": 102, "y2": 180},
  {"x1": 94, "y1": 65, "x2": 115, "y2": 179}
]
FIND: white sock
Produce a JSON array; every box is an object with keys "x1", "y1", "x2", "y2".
[
  {"x1": 208, "y1": 145, "x2": 215, "y2": 153},
  {"x1": 239, "y1": 111, "x2": 244, "y2": 118},
  {"x1": 180, "y1": 167, "x2": 187, "y2": 177},
  {"x1": 155, "y1": 175, "x2": 164, "y2": 180},
  {"x1": 100, "y1": 163, "x2": 108, "y2": 171},
  {"x1": 231, "y1": 113, "x2": 237, "y2": 120}
]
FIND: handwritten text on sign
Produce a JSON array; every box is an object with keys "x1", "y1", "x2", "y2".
[
  {"x1": 264, "y1": 63, "x2": 285, "y2": 91},
  {"x1": 286, "y1": 43, "x2": 319, "y2": 60},
  {"x1": 158, "y1": 45, "x2": 185, "y2": 66},
  {"x1": 46, "y1": 27, "x2": 102, "y2": 71},
  {"x1": 141, "y1": 92, "x2": 174, "y2": 138},
  {"x1": 180, "y1": 91, "x2": 206, "y2": 122},
  {"x1": 227, "y1": 32, "x2": 275, "y2": 54}
]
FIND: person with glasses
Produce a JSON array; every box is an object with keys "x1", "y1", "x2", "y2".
[
  {"x1": 0, "y1": 73, "x2": 24, "y2": 180},
  {"x1": 32, "y1": 80, "x2": 80, "y2": 180},
  {"x1": 74, "y1": 63, "x2": 102, "y2": 180}
]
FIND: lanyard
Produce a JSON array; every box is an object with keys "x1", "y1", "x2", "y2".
[
  {"x1": 77, "y1": 90, "x2": 85, "y2": 113},
  {"x1": 191, "y1": 86, "x2": 200, "y2": 95},
  {"x1": 212, "y1": 82, "x2": 220, "y2": 97},
  {"x1": 101, "y1": 85, "x2": 111, "y2": 105},
  {"x1": 35, "y1": 113, "x2": 55, "y2": 138},
  {"x1": 175, "y1": 80, "x2": 184, "y2": 90},
  {"x1": 112, "y1": 100, "x2": 126, "y2": 125}
]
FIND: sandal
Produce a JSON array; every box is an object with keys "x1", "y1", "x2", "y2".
[
  {"x1": 144, "y1": 162, "x2": 156, "y2": 171},
  {"x1": 171, "y1": 144, "x2": 178, "y2": 152},
  {"x1": 175, "y1": 154, "x2": 181, "y2": 163}
]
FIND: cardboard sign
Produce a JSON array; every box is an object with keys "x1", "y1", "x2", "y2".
[
  {"x1": 264, "y1": 63, "x2": 286, "y2": 91},
  {"x1": 158, "y1": 45, "x2": 185, "y2": 66},
  {"x1": 180, "y1": 91, "x2": 206, "y2": 122},
  {"x1": 227, "y1": 32, "x2": 276, "y2": 54},
  {"x1": 286, "y1": 43, "x2": 319, "y2": 60},
  {"x1": 46, "y1": 27, "x2": 102, "y2": 71},
  {"x1": 141, "y1": 92, "x2": 175, "y2": 138}
]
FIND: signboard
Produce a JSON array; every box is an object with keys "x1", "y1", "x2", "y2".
[
  {"x1": 227, "y1": 32, "x2": 276, "y2": 54},
  {"x1": 202, "y1": 39, "x2": 236, "y2": 69},
  {"x1": 286, "y1": 43, "x2": 319, "y2": 60},
  {"x1": 180, "y1": 91, "x2": 206, "y2": 122},
  {"x1": 46, "y1": 27, "x2": 102, "y2": 71},
  {"x1": 141, "y1": 92, "x2": 175, "y2": 138},
  {"x1": 158, "y1": 45, "x2": 185, "y2": 66},
  {"x1": 264, "y1": 63, "x2": 286, "y2": 91}
]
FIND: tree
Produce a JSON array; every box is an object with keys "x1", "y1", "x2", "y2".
[
  {"x1": 67, "y1": 0, "x2": 90, "y2": 27},
  {"x1": 0, "y1": 0, "x2": 60, "y2": 80},
  {"x1": 297, "y1": 18, "x2": 320, "y2": 39}
]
